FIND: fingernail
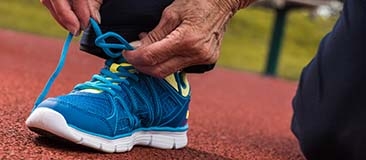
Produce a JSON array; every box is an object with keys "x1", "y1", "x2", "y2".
[
  {"x1": 92, "y1": 11, "x2": 102, "y2": 24},
  {"x1": 96, "y1": 12, "x2": 102, "y2": 23},
  {"x1": 80, "y1": 24, "x2": 86, "y2": 30},
  {"x1": 73, "y1": 30, "x2": 81, "y2": 36},
  {"x1": 130, "y1": 41, "x2": 142, "y2": 48}
]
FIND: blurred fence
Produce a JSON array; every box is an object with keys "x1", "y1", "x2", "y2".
[{"x1": 253, "y1": 0, "x2": 342, "y2": 76}]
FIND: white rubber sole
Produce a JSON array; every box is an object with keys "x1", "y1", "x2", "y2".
[{"x1": 25, "y1": 107, "x2": 188, "y2": 153}]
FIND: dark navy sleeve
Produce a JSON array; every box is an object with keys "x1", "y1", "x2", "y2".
[{"x1": 292, "y1": 0, "x2": 366, "y2": 159}]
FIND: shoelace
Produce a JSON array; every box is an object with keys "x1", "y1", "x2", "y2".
[
  {"x1": 34, "y1": 18, "x2": 135, "y2": 107},
  {"x1": 73, "y1": 19, "x2": 138, "y2": 95}
]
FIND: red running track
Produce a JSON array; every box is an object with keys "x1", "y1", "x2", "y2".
[{"x1": 0, "y1": 29, "x2": 304, "y2": 159}]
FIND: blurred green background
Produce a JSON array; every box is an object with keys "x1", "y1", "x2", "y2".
[{"x1": 0, "y1": 0, "x2": 337, "y2": 80}]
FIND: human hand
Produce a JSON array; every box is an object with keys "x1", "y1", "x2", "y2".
[
  {"x1": 40, "y1": 0, "x2": 103, "y2": 36},
  {"x1": 123, "y1": 0, "x2": 254, "y2": 78}
]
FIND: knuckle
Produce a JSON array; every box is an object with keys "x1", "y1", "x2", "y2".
[
  {"x1": 142, "y1": 51, "x2": 158, "y2": 65},
  {"x1": 156, "y1": 65, "x2": 175, "y2": 78},
  {"x1": 160, "y1": 69, "x2": 172, "y2": 78},
  {"x1": 196, "y1": 45, "x2": 216, "y2": 64},
  {"x1": 146, "y1": 31, "x2": 160, "y2": 42},
  {"x1": 207, "y1": 51, "x2": 219, "y2": 64},
  {"x1": 95, "y1": 0, "x2": 103, "y2": 4},
  {"x1": 200, "y1": 51, "x2": 212, "y2": 63},
  {"x1": 162, "y1": 7, "x2": 178, "y2": 21},
  {"x1": 58, "y1": 15, "x2": 73, "y2": 26},
  {"x1": 175, "y1": 31, "x2": 218, "y2": 64},
  {"x1": 180, "y1": 35, "x2": 199, "y2": 50},
  {"x1": 40, "y1": 0, "x2": 51, "y2": 5},
  {"x1": 151, "y1": 67, "x2": 166, "y2": 78},
  {"x1": 89, "y1": 0, "x2": 103, "y2": 8},
  {"x1": 157, "y1": 72, "x2": 168, "y2": 78}
]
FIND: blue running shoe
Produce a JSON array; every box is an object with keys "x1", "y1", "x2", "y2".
[{"x1": 25, "y1": 19, "x2": 191, "y2": 153}]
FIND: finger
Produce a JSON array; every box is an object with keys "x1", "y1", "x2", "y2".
[
  {"x1": 41, "y1": 0, "x2": 68, "y2": 30},
  {"x1": 133, "y1": 32, "x2": 222, "y2": 78},
  {"x1": 88, "y1": 0, "x2": 103, "y2": 24},
  {"x1": 138, "y1": 49, "x2": 220, "y2": 78},
  {"x1": 49, "y1": 0, "x2": 80, "y2": 34},
  {"x1": 135, "y1": 40, "x2": 220, "y2": 78},
  {"x1": 140, "y1": 7, "x2": 181, "y2": 45},
  {"x1": 123, "y1": 23, "x2": 189, "y2": 66},
  {"x1": 71, "y1": 0, "x2": 91, "y2": 29},
  {"x1": 137, "y1": 31, "x2": 221, "y2": 77},
  {"x1": 135, "y1": 56, "x2": 193, "y2": 78}
]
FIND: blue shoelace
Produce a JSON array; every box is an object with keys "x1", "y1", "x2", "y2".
[{"x1": 34, "y1": 18, "x2": 135, "y2": 107}]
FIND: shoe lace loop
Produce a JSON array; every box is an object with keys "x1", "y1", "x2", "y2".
[{"x1": 90, "y1": 18, "x2": 134, "y2": 58}]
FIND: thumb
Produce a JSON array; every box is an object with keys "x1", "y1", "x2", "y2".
[{"x1": 88, "y1": 0, "x2": 103, "y2": 23}]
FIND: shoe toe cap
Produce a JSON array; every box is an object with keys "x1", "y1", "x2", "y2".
[{"x1": 35, "y1": 95, "x2": 116, "y2": 137}]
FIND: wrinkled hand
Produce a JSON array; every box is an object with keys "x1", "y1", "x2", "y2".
[
  {"x1": 40, "y1": 0, "x2": 103, "y2": 36},
  {"x1": 123, "y1": 0, "x2": 252, "y2": 78}
]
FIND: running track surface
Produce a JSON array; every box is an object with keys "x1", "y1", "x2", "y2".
[{"x1": 0, "y1": 29, "x2": 305, "y2": 160}]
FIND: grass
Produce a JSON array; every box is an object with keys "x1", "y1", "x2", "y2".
[
  {"x1": 220, "y1": 8, "x2": 337, "y2": 79},
  {"x1": 0, "y1": 0, "x2": 338, "y2": 80},
  {"x1": 0, "y1": 0, "x2": 66, "y2": 37}
]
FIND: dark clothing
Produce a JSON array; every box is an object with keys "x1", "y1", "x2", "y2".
[
  {"x1": 80, "y1": 0, "x2": 215, "y2": 73},
  {"x1": 291, "y1": 0, "x2": 366, "y2": 159},
  {"x1": 80, "y1": 0, "x2": 173, "y2": 58}
]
